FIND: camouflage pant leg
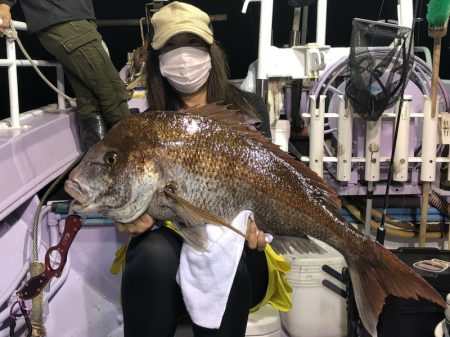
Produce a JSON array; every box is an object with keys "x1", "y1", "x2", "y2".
[{"x1": 36, "y1": 19, "x2": 129, "y2": 126}]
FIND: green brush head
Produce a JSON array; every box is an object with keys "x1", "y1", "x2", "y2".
[{"x1": 426, "y1": 0, "x2": 450, "y2": 27}]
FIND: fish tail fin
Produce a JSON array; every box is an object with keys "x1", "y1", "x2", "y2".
[{"x1": 347, "y1": 240, "x2": 446, "y2": 337}]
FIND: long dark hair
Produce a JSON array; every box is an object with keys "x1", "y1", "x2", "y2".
[{"x1": 146, "y1": 41, "x2": 259, "y2": 118}]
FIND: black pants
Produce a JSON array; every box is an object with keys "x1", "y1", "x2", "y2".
[{"x1": 121, "y1": 226, "x2": 268, "y2": 337}]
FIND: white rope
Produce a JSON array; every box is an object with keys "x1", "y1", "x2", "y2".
[{"x1": 5, "y1": 21, "x2": 76, "y2": 102}]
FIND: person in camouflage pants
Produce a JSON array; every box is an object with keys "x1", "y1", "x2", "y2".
[{"x1": 0, "y1": 0, "x2": 130, "y2": 151}]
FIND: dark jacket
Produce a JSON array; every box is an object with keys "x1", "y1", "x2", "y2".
[
  {"x1": 0, "y1": 0, "x2": 95, "y2": 34},
  {"x1": 243, "y1": 91, "x2": 272, "y2": 139}
]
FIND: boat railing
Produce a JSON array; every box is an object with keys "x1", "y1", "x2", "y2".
[{"x1": 0, "y1": 20, "x2": 66, "y2": 128}]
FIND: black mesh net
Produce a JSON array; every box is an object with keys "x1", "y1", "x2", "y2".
[{"x1": 345, "y1": 19, "x2": 414, "y2": 121}]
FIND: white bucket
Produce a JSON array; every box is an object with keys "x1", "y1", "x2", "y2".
[
  {"x1": 280, "y1": 238, "x2": 347, "y2": 337},
  {"x1": 435, "y1": 319, "x2": 450, "y2": 337},
  {"x1": 435, "y1": 319, "x2": 444, "y2": 337},
  {"x1": 246, "y1": 304, "x2": 281, "y2": 337}
]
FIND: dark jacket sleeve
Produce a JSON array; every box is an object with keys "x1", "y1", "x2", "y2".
[
  {"x1": 0, "y1": 0, "x2": 16, "y2": 7},
  {"x1": 242, "y1": 91, "x2": 272, "y2": 139}
]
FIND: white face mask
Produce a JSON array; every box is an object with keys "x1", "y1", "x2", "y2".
[{"x1": 159, "y1": 47, "x2": 212, "y2": 94}]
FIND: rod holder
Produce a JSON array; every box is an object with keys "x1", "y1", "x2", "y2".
[
  {"x1": 365, "y1": 119, "x2": 382, "y2": 182},
  {"x1": 421, "y1": 96, "x2": 438, "y2": 182},
  {"x1": 337, "y1": 96, "x2": 353, "y2": 181},
  {"x1": 393, "y1": 96, "x2": 412, "y2": 182},
  {"x1": 309, "y1": 95, "x2": 326, "y2": 177}
]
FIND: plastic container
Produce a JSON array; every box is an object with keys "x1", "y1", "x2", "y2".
[
  {"x1": 444, "y1": 293, "x2": 450, "y2": 337},
  {"x1": 280, "y1": 238, "x2": 347, "y2": 337},
  {"x1": 245, "y1": 304, "x2": 281, "y2": 337},
  {"x1": 272, "y1": 115, "x2": 290, "y2": 152},
  {"x1": 434, "y1": 319, "x2": 445, "y2": 337}
]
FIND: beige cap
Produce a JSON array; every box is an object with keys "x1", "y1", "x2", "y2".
[{"x1": 151, "y1": 2, "x2": 214, "y2": 50}]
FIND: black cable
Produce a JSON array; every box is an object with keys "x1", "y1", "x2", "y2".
[
  {"x1": 9, "y1": 320, "x2": 15, "y2": 337},
  {"x1": 9, "y1": 304, "x2": 32, "y2": 337},
  {"x1": 21, "y1": 305, "x2": 32, "y2": 337}
]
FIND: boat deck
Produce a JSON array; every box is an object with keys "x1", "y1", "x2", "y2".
[{"x1": 0, "y1": 106, "x2": 80, "y2": 222}]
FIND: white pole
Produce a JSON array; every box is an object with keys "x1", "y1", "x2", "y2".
[
  {"x1": 316, "y1": 0, "x2": 328, "y2": 45},
  {"x1": 309, "y1": 95, "x2": 326, "y2": 177},
  {"x1": 11, "y1": 20, "x2": 28, "y2": 31},
  {"x1": 6, "y1": 37, "x2": 20, "y2": 128},
  {"x1": 393, "y1": 96, "x2": 411, "y2": 182},
  {"x1": 419, "y1": 96, "x2": 437, "y2": 247},
  {"x1": 0, "y1": 59, "x2": 59, "y2": 66},
  {"x1": 56, "y1": 65, "x2": 66, "y2": 109},
  {"x1": 365, "y1": 182, "x2": 374, "y2": 235},
  {"x1": 256, "y1": 0, "x2": 274, "y2": 80},
  {"x1": 397, "y1": 0, "x2": 414, "y2": 28}
]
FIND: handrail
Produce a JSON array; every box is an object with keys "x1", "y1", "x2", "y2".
[{"x1": 1, "y1": 20, "x2": 66, "y2": 128}]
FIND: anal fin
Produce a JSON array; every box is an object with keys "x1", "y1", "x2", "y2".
[{"x1": 270, "y1": 235, "x2": 326, "y2": 255}]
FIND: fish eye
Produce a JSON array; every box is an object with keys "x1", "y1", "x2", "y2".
[{"x1": 104, "y1": 152, "x2": 119, "y2": 166}]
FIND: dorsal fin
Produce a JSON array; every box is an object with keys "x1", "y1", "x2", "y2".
[
  {"x1": 180, "y1": 102, "x2": 261, "y2": 127},
  {"x1": 180, "y1": 102, "x2": 341, "y2": 211}
]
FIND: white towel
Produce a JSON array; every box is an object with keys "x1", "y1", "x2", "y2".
[{"x1": 176, "y1": 210, "x2": 253, "y2": 329}]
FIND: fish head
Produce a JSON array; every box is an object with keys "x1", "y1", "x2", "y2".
[{"x1": 64, "y1": 118, "x2": 161, "y2": 222}]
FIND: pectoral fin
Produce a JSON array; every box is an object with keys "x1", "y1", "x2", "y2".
[{"x1": 163, "y1": 188, "x2": 247, "y2": 244}]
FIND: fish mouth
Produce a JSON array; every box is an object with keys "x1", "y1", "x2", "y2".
[{"x1": 64, "y1": 180, "x2": 93, "y2": 207}]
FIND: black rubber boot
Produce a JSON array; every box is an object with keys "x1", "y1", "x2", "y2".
[{"x1": 77, "y1": 115, "x2": 108, "y2": 152}]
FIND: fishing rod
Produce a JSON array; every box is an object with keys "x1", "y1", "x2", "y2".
[{"x1": 377, "y1": 0, "x2": 420, "y2": 245}]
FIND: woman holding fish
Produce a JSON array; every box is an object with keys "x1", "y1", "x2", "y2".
[
  {"x1": 112, "y1": 2, "x2": 291, "y2": 337},
  {"x1": 65, "y1": 2, "x2": 446, "y2": 336}
]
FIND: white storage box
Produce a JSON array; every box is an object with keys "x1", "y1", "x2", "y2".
[{"x1": 280, "y1": 238, "x2": 347, "y2": 337}]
